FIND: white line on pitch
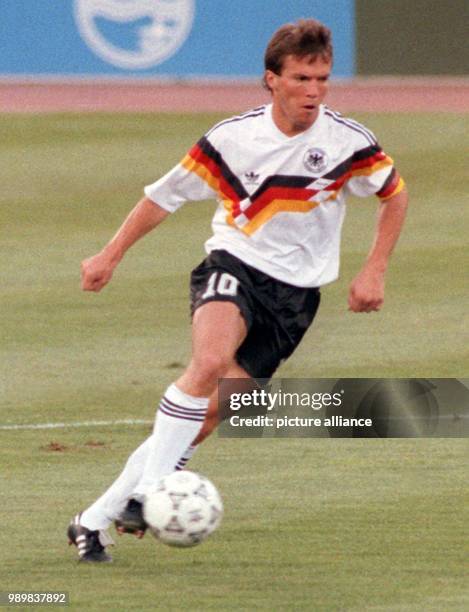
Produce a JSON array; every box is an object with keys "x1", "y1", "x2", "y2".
[{"x1": 0, "y1": 419, "x2": 153, "y2": 431}]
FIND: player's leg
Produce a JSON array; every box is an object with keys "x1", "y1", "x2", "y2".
[
  {"x1": 132, "y1": 300, "x2": 247, "y2": 496},
  {"x1": 67, "y1": 436, "x2": 155, "y2": 560},
  {"x1": 176, "y1": 359, "x2": 252, "y2": 465},
  {"x1": 70, "y1": 301, "x2": 247, "y2": 557},
  {"x1": 111, "y1": 300, "x2": 247, "y2": 537},
  {"x1": 78, "y1": 358, "x2": 250, "y2": 543},
  {"x1": 79, "y1": 435, "x2": 152, "y2": 531},
  {"x1": 192, "y1": 361, "x2": 253, "y2": 444}
]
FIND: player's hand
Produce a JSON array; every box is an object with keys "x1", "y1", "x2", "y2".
[
  {"x1": 81, "y1": 252, "x2": 117, "y2": 292},
  {"x1": 348, "y1": 267, "x2": 385, "y2": 313}
]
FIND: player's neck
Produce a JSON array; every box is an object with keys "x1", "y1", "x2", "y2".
[{"x1": 271, "y1": 104, "x2": 320, "y2": 138}]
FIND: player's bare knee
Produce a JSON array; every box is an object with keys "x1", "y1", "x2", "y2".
[{"x1": 192, "y1": 352, "x2": 232, "y2": 384}]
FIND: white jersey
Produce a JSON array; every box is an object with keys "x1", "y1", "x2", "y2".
[{"x1": 144, "y1": 103, "x2": 404, "y2": 287}]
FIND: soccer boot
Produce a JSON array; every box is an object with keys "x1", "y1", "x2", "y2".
[
  {"x1": 67, "y1": 513, "x2": 114, "y2": 563},
  {"x1": 114, "y1": 498, "x2": 147, "y2": 538}
]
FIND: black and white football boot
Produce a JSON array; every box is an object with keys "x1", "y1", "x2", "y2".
[
  {"x1": 114, "y1": 499, "x2": 148, "y2": 538},
  {"x1": 67, "y1": 513, "x2": 114, "y2": 563}
]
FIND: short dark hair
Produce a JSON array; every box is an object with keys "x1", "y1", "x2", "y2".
[{"x1": 263, "y1": 19, "x2": 333, "y2": 90}]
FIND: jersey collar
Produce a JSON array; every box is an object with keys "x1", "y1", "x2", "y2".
[{"x1": 265, "y1": 103, "x2": 325, "y2": 142}]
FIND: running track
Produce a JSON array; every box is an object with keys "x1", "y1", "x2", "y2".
[{"x1": 0, "y1": 77, "x2": 467, "y2": 113}]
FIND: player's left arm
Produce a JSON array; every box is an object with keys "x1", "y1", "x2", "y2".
[{"x1": 348, "y1": 185, "x2": 408, "y2": 313}]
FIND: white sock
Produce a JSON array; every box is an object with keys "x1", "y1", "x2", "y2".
[
  {"x1": 80, "y1": 436, "x2": 153, "y2": 531},
  {"x1": 80, "y1": 438, "x2": 198, "y2": 531},
  {"x1": 175, "y1": 445, "x2": 198, "y2": 470},
  {"x1": 134, "y1": 384, "x2": 208, "y2": 497}
]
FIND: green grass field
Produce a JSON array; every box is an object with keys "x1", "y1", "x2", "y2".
[{"x1": 1, "y1": 112, "x2": 468, "y2": 610}]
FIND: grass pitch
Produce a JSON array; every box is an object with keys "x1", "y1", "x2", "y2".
[{"x1": 1, "y1": 111, "x2": 468, "y2": 610}]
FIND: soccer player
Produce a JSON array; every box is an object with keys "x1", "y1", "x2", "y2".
[{"x1": 68, "y1": 19, "x2": 408, "y2": 561}]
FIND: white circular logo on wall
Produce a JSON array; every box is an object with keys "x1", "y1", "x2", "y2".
[{"x1": 74, "y1": 0, "x2": 195, "y2": 70}]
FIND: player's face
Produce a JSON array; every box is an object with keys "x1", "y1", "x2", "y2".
[{"x1": 266, "y1": 54, "x2": 332, "y2": 137}]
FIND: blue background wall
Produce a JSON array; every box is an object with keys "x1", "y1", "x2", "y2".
[{"x1": 0, "y1": 0, "x2": 355, "y2": 78}]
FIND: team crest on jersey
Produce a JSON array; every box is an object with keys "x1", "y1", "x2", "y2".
[{"x1": 303, "y1": 148, "x2": 328, "y2": 174}]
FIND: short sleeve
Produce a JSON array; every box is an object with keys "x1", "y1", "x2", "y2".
[
  {"x1": 144, "y1": 136, "x2": 220, "y2": 213},
  {"x1": 344, "y1": 143, "x2": 405, "y2": 200}
]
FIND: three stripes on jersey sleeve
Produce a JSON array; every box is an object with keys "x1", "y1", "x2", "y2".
[
  {"x1": 206, "y1": 106, "x2": 267, "y2": 137},
  {"x1": 324, "y1": 106, "x2": 377, "y2": 145}
]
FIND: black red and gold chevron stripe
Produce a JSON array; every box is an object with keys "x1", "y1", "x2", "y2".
[
  {"x1": 181, "y1": 136, "x2": 247, "y2": 205},
  {"x1": 376, "y1": 167, "x2": 405, "y2": 200},
  {"x1": 183, "y1": 140, "x2": 397, "y2": 234}
]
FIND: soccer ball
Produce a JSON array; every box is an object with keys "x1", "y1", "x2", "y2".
[{"x1": 143, "y1": 470, "x2": 223, "y2": 547}]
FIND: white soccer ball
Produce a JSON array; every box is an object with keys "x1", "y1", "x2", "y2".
[{"x1": 143, "y1": 470, "x2": 223, "y2": 547}]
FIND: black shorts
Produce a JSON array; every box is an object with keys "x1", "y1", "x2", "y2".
[{"x1": 190, "y1": 250, "x2": 320, "y2": 379}]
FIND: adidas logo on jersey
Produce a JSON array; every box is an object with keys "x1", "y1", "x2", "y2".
[{"x1": 244, "y1": 171, "x2": 260, "y2": 184}]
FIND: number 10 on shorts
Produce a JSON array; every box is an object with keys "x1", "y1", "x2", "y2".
[{"x1": 201, "y1": 272, "x2": 239, "y2": 299}]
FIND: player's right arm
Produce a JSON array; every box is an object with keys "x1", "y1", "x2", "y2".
[
  {"x1": 82, "y1": 128, "x2": 222, "y2": 293},
  {"x1": 81, "y1": 197, "x2": 168, "y2": 292}
]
